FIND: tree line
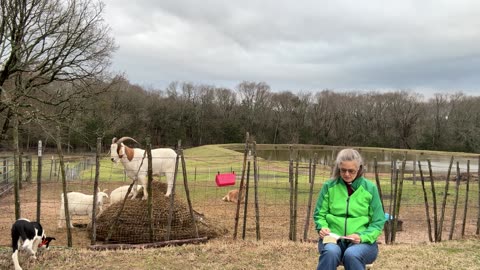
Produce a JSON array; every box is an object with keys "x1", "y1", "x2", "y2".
[{"x1": 4, "y1": 77, "x2": 480, "y2": 154}]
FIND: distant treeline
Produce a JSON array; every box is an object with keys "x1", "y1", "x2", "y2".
[{"x1": 2, "y1": 79, "x2": 480, "y2": 154}]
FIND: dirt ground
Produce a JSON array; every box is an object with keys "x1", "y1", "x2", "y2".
[{"x1": 1, "y1": 179, "x2": 480, "y2": 270}]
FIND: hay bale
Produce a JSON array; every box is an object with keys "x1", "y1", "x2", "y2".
[{"x1": 93, "y1": 182, "x2": 227, "y2": 244}]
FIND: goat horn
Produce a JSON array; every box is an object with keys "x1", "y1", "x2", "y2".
[
  {"x1": 112, "y1": 137, "x2": 117, "y2": 144},
  {"x1": 115, "y1": 136, "x2": 140, "y2": 145}
]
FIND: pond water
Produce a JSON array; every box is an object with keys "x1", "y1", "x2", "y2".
[{"x1": 250, "y1": 146, "x2": 480, "y2": 174}]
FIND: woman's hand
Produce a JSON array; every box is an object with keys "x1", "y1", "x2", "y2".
[
  {"x1": 318, "y1": 228, "x2": 331, "y2": 239},
  {"x1": 346, "y1": 234, "x2": 361, "y2": 244}
]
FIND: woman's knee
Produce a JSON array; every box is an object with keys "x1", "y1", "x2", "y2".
[
  {"x1": 343, "y1": 248, "x2": 361, "y2": 262},
  {"x1": 320, "y1": 244, "x2": 342, "y2": 259},
  {"x1": 343, "y1": 244, "x2": 378, "y2": 264}
]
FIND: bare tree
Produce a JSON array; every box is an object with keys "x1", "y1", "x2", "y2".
[
  {"x1": 418, "y1": 93, "x2": 452, "y2": 150},
  {"x1": 214, "y1": 87, "x2": 241, "y2": 143},
  {"x1": 0, "y1": 0, "x2": 115, "y2": 217},
  {"x1": 0, "y1": 0, "x2": 116, "y2": 135},
  {"x1": 330, "y1": 92, "x2": 357, "y2": 145},
  {"x1": 236, "y1": 81, "x2": 272, "y2": 140},
  {"x1": 384, "y1": 91, "x2": 424, "y2": 149},
  {"x1": 446, "y1": 93, "x2": 480, "y2": 152},
  {"x1": 350, "y1": 92, "x2": 393, "y2": 147},
  {"x1": 307, "y1": 90, "x2": 337, "y2": 145},
  {"x1": 270, "y1": 91, "x2": 310, "y2": 144}
]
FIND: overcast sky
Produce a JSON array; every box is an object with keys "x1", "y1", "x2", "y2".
[{"x1": 102, "y1": 0, "x2": 480, "y2": 97}]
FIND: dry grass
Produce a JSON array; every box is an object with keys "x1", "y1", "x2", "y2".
[{"x1": 1, "y1": 237, "x2": 480, "y2": 270}]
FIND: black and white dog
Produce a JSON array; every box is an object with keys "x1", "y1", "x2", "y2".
[{"x1": 11, "y1": 218, "x2": 55, "y2": 270}]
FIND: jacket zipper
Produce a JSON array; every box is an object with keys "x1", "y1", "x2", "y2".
[{"x1": 344, "y1": 196, "x2": 350, "y2": 236}]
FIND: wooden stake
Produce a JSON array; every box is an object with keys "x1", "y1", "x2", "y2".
[
  {"x1": 418, "y1": 160, "x2": 433, "y2": 242},
  {"x1": 253, "y1": 141, "x2": 261, "y2": 240},
  {"x1": 303, "y1": 154, "x2": 317, "y2": 241},
  {"x1": 233, "y1": 132, "x2": 249, "y2": 240},
  {"x1": 288, "y1": 145, "x2": 294, "y2": 241},
  {"x1": 449, "y1": 162, "x2": 461, "y2": 240},
  {"x1": 461, "y1": 160, "x2": 470, "y2": 237},
  {"x1": 166, "y1": 145, "x2": 180, "y2": 241},
  {"x1": 57, "y1": 126, "x2": 72, "y2": 247},
  {"x1": 427, "y1": 159, "x2": 439, "y2": 242},
  {"x1": 438, "y1": 156, "x2": 454, "y2": 241},
  {"x1": 180, "y1": 147, "x2": 199, "y2": 238},
  {"x1": 146, "y1": 138, "x2": 153, "y2": 242},
  {"x1": 36, "y1": 140, "x2": 43, "y2": 222},
  {"x1": 477, "y1": 155, "x2": 480, "y2": 235},
  {"x1": 242, "y1": 161, "x2": 250, "y2": 240},
  {"x1": 91, "y1": 137, "x2": 102, "y2": 245}
]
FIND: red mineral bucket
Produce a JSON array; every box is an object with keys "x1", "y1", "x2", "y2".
[{"x1": 215, "y1": 172, "x2": 236, "y2": 187}]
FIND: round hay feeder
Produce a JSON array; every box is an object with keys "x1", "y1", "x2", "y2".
[{"x1": 93, "y1": 182, "x2": 227, "y2": 245}]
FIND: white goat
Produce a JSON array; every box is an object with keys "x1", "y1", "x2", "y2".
[
  {"x1": 58, "y1": 189, "x2": 109, "y2": 228},
  {"x1": 109, "y1": 185, "x2": 143, "y2": 204},
  {"x1": 110, "y1": 137, "x2": 177, "y2": 200}
]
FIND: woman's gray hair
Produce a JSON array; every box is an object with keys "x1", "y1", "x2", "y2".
[{"x1": 331, "y1": 148, "x2": 364, "y2": 179}]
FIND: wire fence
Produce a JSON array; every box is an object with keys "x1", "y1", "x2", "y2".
[{"x1": 0, "y1": 146, "x2": 479, "y2": 249}]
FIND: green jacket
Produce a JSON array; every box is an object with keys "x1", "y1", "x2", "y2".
[{"x1": 313, "y1": 176, "x2": 385, "y2": 244}]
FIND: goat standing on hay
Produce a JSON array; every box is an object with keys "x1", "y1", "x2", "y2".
[{"x1": 110, "y1": 137, "x2": 177, "y2": 200}]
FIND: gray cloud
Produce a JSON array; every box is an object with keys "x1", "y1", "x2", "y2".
[{"x1": 103, "y1": 0, "x2": 480, "y2": 96}]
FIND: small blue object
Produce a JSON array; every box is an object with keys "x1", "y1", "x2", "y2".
[{"x1": 384, "y1": 213, "x2": 391, "y2": 221}]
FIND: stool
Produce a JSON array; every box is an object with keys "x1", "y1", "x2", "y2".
[{"x1": 337, "y1": 263, "x2": 373, "y2": 270}]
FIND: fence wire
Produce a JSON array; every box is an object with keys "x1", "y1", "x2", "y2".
[{"x1": 0, "y1": 151, "x2": 479, "y2": 248}]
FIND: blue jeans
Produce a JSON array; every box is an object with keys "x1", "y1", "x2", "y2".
[{"x1": 316, "y1": 239, "x2": 378, "y2": 270}]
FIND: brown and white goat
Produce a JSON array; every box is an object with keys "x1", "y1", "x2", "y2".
[{"x1": 110, "y1": 137, "x2": 177, "y2": 200}]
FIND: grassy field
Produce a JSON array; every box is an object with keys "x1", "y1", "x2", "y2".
[{"x1": 1, "y1": 144, "x2": 480, "y2": 269}]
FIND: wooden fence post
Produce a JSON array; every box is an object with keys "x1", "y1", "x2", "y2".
[
  {"x1": 166, "y1": 141, "x2": 180, "y2": 241},
  {"x1": 91, "y1": 137, "x2": 102, "y2": 245},
  {"x1": 427, "y1": 160, "x2": 439, "y2": 242},
  {"x1": 146, "y1": 137, "x2": 153, "y2": 242},
  {"x1": 179, "y1": 147, "x2": 199, "y2": 238},
  {"x1": 303, "y1": 154, "x2": 317, "y2": 241},
  {"x1": 288, "y1": 145, "x2": 294, "y2": 241},
  {"x1": 461, "y1": 160, "x2": 470, "y2": 237},
  {"x1": 36, "y1": 141, "x2": 43, "y2": 222},
  {"x1": 253, "y1": 141, "x2": 261, "y2": 241},
  {"x1": 438, "y1": 156, "x2": 454, "y2": 241},
  {"x1": 18, "y1": 154, "x2": 23, "y2": 190},
  {"x1": 449, "y1": 162, "x2": 461, "y2": 240},
  {"x1": 392, "y1": 159, "x2": 405, "y2": 243},
  {"x1": 477, "y1": 156, "x2": 480, "y2": 235},
  {"x1": 418, "y1": 161, "x2": 433, "y2": 242},
  {"x1": 57, "y1": 127, "x2": 72, "y2": 247},
  {"x1": 233, "y1": 132, "x2": 249, "y2": 240},
  {"x1": 292, "y1": 157, "x2": 299, "y2": 242},
  {"x1": 241, "y1": 161, "x2": 250, "y2": 240},
  {"x1": 27, "y1": 155, "x2": 32, "y2": 183}
]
